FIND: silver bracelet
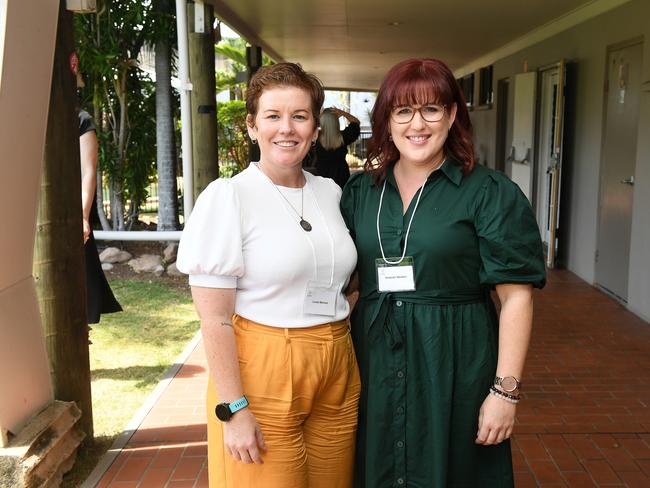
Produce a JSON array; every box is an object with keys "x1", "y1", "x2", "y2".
[{"x1": 489, "y1": 386, "x2": 520, "y2": 404}]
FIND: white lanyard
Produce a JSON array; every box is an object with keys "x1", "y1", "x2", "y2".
[
  {"x1": 376, "y1": 177, "x2": 428, "y2": 265},
  {"x1": 304, "y1": 184, "x2": 336, "y2": 287}
]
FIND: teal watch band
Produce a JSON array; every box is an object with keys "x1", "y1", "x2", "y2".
[
  {"x1": 229, "y1": 395, "x2": 249, "y2": 414},
  {"x1": 215, "y1": 395, "x2": 249, "y2": 421}
]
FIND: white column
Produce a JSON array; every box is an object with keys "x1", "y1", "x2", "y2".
[
  {"x1": 0, "y1": 0, "x2": 58, "y2": 443},
  {"x1": 175, "y1": 0, "x2": 194, "y2": 219}
]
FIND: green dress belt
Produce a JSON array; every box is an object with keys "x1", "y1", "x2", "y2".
[{"x1": 364, "y1": 288, "x2": 488, "y2": 349}]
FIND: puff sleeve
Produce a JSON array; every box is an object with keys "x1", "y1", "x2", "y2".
[
  {"x1": 340, "y1": 172, "x2": 363, "y2": 239},
  {"x1": 474, "y1": 173, "x2": 546, "y2": 289},
  {"x1": 176, "y1": 179, "x2": 244, "y2": 288}
]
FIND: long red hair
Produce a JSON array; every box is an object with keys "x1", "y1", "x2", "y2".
[{"x1": 366, "y1": 58, "x2": 475, "y2": 182}]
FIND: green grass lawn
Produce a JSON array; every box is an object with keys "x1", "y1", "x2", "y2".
[{"x1": 62, "y1": 277, "x2": 198, "y2": 487}]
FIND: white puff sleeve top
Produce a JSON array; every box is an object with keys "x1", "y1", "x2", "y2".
[
  {"x1": 176, "y1": 164, "x2": 358, "y2": 327},
  {"x1": 176, "y1": 178, "x2": 244, "y2": 288}
]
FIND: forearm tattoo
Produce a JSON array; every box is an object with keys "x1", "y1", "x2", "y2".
[{"x1": 220, "y1": 321, "x2": 233, "y2": 328}]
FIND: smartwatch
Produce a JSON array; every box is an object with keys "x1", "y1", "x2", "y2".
[
  {"x1": 215, "y1": 395, "x2": 249, "y2": 421},
  {"x1": 494, "y1": 376, "x2": 521, "y2": 393}
]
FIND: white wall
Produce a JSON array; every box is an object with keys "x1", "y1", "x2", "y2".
[
  {"x1": 627, "y1": 26, "x2": 650, "y2": 322},
  {"x1": 0, "y1": 0, "x2": 58, "y2": 435},
  {"x1": 470, "y1": 0, "x2": 650, "y2": 321}
]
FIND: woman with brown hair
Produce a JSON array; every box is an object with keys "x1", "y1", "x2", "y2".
[
  {"x1": 178, "y1": 62, "x2": 360, "y2": 487},
  {"x1": 341, "y1": 58, "x2": 546, "y2": 487}
]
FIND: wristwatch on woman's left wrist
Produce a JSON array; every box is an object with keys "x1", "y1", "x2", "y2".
[
  {"x1": 215, "y1": 395, "x2": 249, "y2": 421},
  {"x1": 494, "y1": 376, "x2": 521, "y2": 393}
]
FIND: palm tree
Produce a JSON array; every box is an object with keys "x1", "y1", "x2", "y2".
[
  {"x1": 215, "y1": 37, "x2": 273, "y2": 97},
  {"x1": 35, "y1": 1, "x2": 93, "y2": 438},
  {"x1": 153, "y1": 0, "x2": 179, "y2": 230}
]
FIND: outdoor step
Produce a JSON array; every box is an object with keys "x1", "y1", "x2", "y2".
[{"x1": 0, "y1": 400, "x2": 85, "y2": 488}]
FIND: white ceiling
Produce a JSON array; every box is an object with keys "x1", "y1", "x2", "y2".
[{"x1": 206, "y1": 0, "x2": 618, "y2": 90}]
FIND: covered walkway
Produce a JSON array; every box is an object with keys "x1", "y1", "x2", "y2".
[{"x1": 92, "y1": 270, "x2": 650, "y2": 487}]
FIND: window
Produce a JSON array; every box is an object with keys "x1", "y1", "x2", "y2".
[
  {"x1": 457, "y1": 74, "x2": 475, "y2": 108},
  {"x1": 478, "y1": 65, "x2": 494, "y2": 106}
]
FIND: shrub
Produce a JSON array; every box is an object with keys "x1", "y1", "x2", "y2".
[{"x1": 217, "y1": 100, "x2": 249, "y2": 178}]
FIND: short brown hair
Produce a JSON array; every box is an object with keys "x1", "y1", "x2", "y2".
[{"x1": 245, "y1": 63, "x2": 325, "y2": 125}]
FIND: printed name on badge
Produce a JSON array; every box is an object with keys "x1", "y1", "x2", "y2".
[
  {"x1": 304, "y1": 282, "x2": 338, "y2": 316},
  {"x1": 376, "y1": 257, "x2": 416, "y2": 292}
]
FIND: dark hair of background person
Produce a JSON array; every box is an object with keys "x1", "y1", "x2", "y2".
[
  {"x1": 366, "y1": 58, "x2": 475, "y2": 183},
  {"x1": 245, "y1": 62, "x2": 325, "y2": 127}
]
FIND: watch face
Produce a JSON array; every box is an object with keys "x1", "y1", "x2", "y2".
[
  {"x1": 501, "y1": 377, "x2": 519, "y2": 392},
  {"x1": 215, "y1": 403, "x2": 232, "y2": 421}
]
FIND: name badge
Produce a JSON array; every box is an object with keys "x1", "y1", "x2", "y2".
[
  {"x1": 304, "y1": 282, "x2": 338, "y2": 316},
  {"x1": 376, "y1": 257, "x2": 416, "y2": 292}
]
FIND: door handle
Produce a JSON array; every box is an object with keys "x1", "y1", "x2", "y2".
[{"x1": 619, "y1": 176, "x2": 635, "y2": 185}]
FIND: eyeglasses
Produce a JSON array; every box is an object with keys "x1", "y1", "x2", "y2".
[{"x1": 390, "y1": 104, "x2": 446, "y2": 124}]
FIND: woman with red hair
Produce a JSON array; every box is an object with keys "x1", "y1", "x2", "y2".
[{"x1": 341, "y1": 58, "x2": 545, "y2": 487}]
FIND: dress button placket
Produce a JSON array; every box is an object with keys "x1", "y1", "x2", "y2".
[{"x1": 392, "y1": 299, "x2": 407, "y2": 486}]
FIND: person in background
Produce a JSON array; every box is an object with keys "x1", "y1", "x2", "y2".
[
  {"x1": 79, "y1": 109, "x2": 122, "y2": 324},
  {"x1": 313, "y1": 107, "x2": 360, "y2": 188},
  {"x1": 341, "y1": 58, "x2": 546, "y2": 487},
  {"x1": 177, "y1": 62, "x2": 360, "y2": 488}
]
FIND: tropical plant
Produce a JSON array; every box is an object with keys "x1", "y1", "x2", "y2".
[
  {"x1": 217, "y1": 100, "x2": 248, "y2": 177},
  {"x1": 214, "y1": 37, "x2": 273, "y2": 96},
  {"x1": 215, "y1": 38, "x2": 246, "y2": 97},
  {"x1": 75, "y1": 0, "x2": 158, "y2": 230}
]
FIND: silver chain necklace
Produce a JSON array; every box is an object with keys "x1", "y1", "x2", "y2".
[{"x1": 255, "y1": 163, "x2": 313, "y2": 232}]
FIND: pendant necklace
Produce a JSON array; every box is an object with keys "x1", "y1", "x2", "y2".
[{"x1": 255, "y1": 163, "x2": 313, "y2": 232}]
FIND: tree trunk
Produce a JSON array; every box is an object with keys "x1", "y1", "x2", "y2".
[
  {"x1": 109, "y1": 70, "x2": 128, "y2": 231},
  {"x1": 189, "y1": 2, "x2": 218, "y2": 200},
  {"x1": 127, "y1": 191, "x2": 142, "y2": 230},
  {"x1": 109, "y1": 178, "x2": 124, "y2": 230},
  {"x1": 155, "y1": 0, "x2": 180, "y2": 230},
  {"x1": 96, "y1": 166, "x2": 110, "y2": 230},
  {"x1": 33, "y1": 0, "x2": 93, "y2": 439}
]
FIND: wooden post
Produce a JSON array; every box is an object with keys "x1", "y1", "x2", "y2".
[
  {"x1": 247, "y1": 45, "x2": 263, "y2": 163},
  {"x1": 33, "y1": 0, "x2": 93, "y2": 439},
  {"x1": 189, "y1": 1, "x2": 218, "y2": 199}
]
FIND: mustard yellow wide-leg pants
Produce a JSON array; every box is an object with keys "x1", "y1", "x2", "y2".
[{"x1": 206, "y1": 314, "x2": 361, "y2": 488}]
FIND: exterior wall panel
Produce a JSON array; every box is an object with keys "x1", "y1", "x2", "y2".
[{"x1": 470, "y1": 0, "x2": 650, "y2": 321}]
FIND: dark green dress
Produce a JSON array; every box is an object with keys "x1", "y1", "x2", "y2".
[{"x1": 340, "y1": 160, "x2": 546, "y2": 488}]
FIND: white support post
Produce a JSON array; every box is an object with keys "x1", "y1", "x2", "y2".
[{"x1": 175, "y1": 0, "x2": 194, "y2": 219}]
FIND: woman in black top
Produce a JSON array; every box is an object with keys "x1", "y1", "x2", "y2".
[
  {"x1": 79, "y1": 110, "x2": 122, "y2": 324},
  {"x1": 314, "y1": 107, "x2": 360, "y2": 188}
]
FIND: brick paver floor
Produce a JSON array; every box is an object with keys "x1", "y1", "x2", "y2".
[{"x1": 93, "y1": 269, "x2": 650, "y2": 487}]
